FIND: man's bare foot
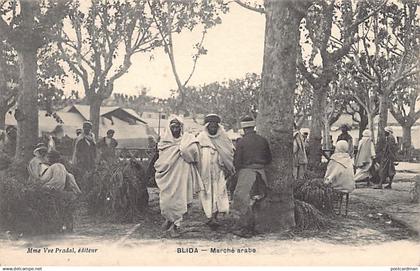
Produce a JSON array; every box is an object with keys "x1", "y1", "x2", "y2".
[
  {"x1": 161, "y1": 220, "x2": 172, "y2": 230},
  {"x1": 167, "y1": 224, "x2": 181, "y2": 238}
]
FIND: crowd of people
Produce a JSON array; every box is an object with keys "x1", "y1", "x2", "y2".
[
  {"x1": 154, "y1": 114, "x2": 271, "y2": 237},
  {"x1": 18, "y1": 121, "x2": 121, "y2": 231},
  {"x1": 293, "y1": 123, "x2": 398, "y2": 191},
  {"x1": 0, "y1": 113, "x2": 398, "y2": 236}
]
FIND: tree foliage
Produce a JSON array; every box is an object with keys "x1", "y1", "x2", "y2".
[
  {"x1": 168, "y1": 73, "x2": 260, "y2": 130},
  {"x1": 0, "y1": 0, "x2": 70, "y2": 162},
  {"x1": 350, "y1": 0, "x2": 419, "y2": 146}
]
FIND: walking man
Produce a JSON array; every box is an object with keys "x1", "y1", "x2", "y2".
[
  {"x1": 354, "y1": 129, "x2": 376, "y2": 185},
  {"x1": 293, "y1": 123, "x2": 308, "y2": 180},
  {"x1": 337, "y1": 124, "x2": 354, "y2": 158},
  {"x1": 231, "y1": 116, "x2": 272, "y2": 236},
  {"x1": 154, "y1": 116, "x2": 201, "y2": 237},
  {"x1": 197, "y1": 114, "x2": 235, "y2": 228},
  {"x1": 374, "y1": 127, "x2": 397, "y2": 189}
]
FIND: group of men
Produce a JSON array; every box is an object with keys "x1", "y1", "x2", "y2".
[
  {"x1": 71, "y1": 121, "x2": 119, "y2": 174},
  {"x1": 27, "y1": 121, "x2": 120, "y2": 195},
  {"x1": 154, "y1": 114, "x2": 272, "y2": 237},
  {"x1": 293, "y1": 122, "x2": 398, "y2": 190}
]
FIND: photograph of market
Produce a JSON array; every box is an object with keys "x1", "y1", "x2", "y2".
[{"x1": 0, "y1": 0, "x2": 418, "y2": 267}]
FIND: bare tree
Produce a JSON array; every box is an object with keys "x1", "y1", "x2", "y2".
[
  {"x1": 58, "y1": 0, "x2": 160, "y2": 137},
  {"x1": 148, "y1": 0, "x2": 228, "y2": 113},
  {"x1": 351, "y1": 1, "x2": 419, "y2": 153},
  {"x1": 298, "y1": 0, "x2": 386, "y2": 168}
]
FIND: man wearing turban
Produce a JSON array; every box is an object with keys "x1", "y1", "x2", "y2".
[
  {"x1": 154, "y1": 115, "x2": 202, "y2": 237},
  {"x1": 197, "y1": 114, "x2": 235, "y2": 228}
]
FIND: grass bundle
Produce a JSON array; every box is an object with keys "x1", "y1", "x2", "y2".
[
  {"x1": 85, "y1": 159, "x2": 149, "y2": 222},
  {"x1": 0, "y1": 174, "x2": 76, "y2": 235},
  {"x1": 0, "y1": 151, "x2": 11, "y2": 171},
  {"x1": 294, "y1": 178, "x2": 335, "y2": 213},
  {"x1": 294, "y1": 199, "x2": 328, "y2": 231}
]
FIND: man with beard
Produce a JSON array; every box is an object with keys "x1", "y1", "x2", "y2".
[
  {"x1": 197, "y1": 114, "x2": 235, "y2": 228},
  {"x1": 154, "y1": 116, "x2": 201, "y2": 237}
]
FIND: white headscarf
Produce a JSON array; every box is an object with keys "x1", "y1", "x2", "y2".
[
  {"x1": 329, "y1": 140, "x2": 353, "y2": 168},
  {"x1": 159, "y1": 115, "x2": 184, "y2": 147},
  {"x1": 362, "y1": 129, "x2": 372, "y2": 138}
]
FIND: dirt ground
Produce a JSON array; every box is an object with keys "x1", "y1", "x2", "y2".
[{"x1": 1, "y1": 174, "x2": 419, "y2": 266}]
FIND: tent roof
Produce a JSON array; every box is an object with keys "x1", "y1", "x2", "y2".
[{"x1": 64, "y1": 104, "x2": 145, "y2": 123}]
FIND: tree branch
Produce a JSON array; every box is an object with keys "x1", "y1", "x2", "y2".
[
  {"x1": 233, "y1": 0, "x2": 265, "y2": 14},
  {"x1": 183, "y1": 29, "x2": 207, "y2": 87}
]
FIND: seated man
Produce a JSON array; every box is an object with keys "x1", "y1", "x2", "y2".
[
  {"x1": 40, "y1": 150, "x2": 82, "y2": 232},
  {"x1": 41, "y1": 150, "x2": 82, "y2": 195},
  {"x1": 28, "y1": 143, "x2": 49, "y2": 183},
  {"x1": 324, "y1": 140, "x2": 355, "y2": 194}
]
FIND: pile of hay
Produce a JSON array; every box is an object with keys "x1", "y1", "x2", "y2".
[
  {"x1": 0, "y1": 151, "x2": 11, "y2": 170},
  {"x1": 294, "y1": 199, "x2": 328, "y2": 230},
  {"x1": 294, "y1": 178, "x2": 335, "y2": 213},
  {"x1": 304, "y1": 162, "x2": 328, "y2": 179},
  {"x1": 85, "y1": 159, "x2": 149, "y2": 222},
  {"x1": 0, "y1": 174, "x2": 76, "y2": 235}
]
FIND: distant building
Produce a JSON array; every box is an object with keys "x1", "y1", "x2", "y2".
[{"x1": 5, "y1": 104, "x2": 158, "y2": 149}]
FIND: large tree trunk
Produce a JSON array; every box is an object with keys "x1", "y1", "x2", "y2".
[
  {"x1": 376, "y1": 95, "x2": 389, "y2": 152},
  {"x1": 308, "y1": 89, "x2": 327, "y2": 169},
  {"x1": 358, "y1": 109, "x2": 368, "y2": 140},
  {"x1": 402, "y1": 124, "x2": 412, "y2": 159},
  {"x1": 366, "y1": 111, "x2": 376, "y2": 144},
  {"x1": 255, "y1": 0, "x2": 305, "y2": 232},
  {"x1": 15, "y1": 49, "x2": 38, "y2": 162},
  {"x1": 89, "y1": 97, "x2": 103, "y2": 139},
  {"x1": 0, "y1": 109, "x2": 7, "y2": 130}
]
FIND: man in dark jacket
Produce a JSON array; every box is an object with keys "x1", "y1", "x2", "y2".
[
  {"x1": 97, "y1": 129, "x2": 118, "y2": 163},
  {"x1": 337, "y1": 124, "x2": 354, "y2": 158},
  {"x1": 231, "y1": 116, "x2": 272, "y2": 237},
  {"x1": 374, "y1": 127, "x2": 397, "y2": 189},
  {"x1": 72, "y1": 121, "x2": 97, "y2": 175}
]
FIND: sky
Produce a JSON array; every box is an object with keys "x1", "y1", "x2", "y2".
[{"x1": 66, "y1": 2, "x2": 266, "y2": 99}]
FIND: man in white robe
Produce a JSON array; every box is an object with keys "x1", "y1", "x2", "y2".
[
  {"x1": 154, "y1": 116, "x2": 202, "y2": 237},
  {"x1": 354, "y1": 129, "x2": 376, "y2": 184},
  {"x1": 324, "y1": 140, "x2": 355, "y2": 193},
  {"x1": 197, "y1": 114, "x2": 235, "y2": 228}
]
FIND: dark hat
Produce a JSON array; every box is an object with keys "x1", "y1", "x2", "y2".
[
  {"x1": 83, "y1": 121, "x2": 93, "y2": 127},
  {"x1": 340, "y1": 123, "x2": 351, "y2": 131},
  {"x1": 204, "y1": 114, "x2": 221, "y2": 124},
  {"x1": 33, "y1": 143, "x2": 47, "y2": 154},
  {"x1": 34, "y1": 142, "x2": 47, "y2": 149},
  {"x1": 107, "y1": 129, "x2": 115, "y2": 134},
  {"x1": 6, "y1": 125, "x2": 16, "y2": 132},
  {"x1": 241, "y1": 116, "x2": 254, "y2": 122}
]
